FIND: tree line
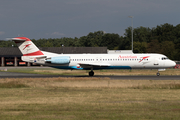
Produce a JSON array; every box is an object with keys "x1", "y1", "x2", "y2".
[{"x1": 1, "y1": 23, "x2": 180, "y2": 60}]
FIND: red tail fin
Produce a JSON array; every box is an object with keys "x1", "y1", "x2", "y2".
[{"x1": 12, "y1": 37, "x2": 44, "y2": 56}]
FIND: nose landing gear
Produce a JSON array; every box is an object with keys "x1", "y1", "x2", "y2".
[
  {"x1": 156, "y1": 72, "x2": 160, "y2": 76},
  {"x1": 156, "y1": 69, "x2": 165, "y2": 76}
]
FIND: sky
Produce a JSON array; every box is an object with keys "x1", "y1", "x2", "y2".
[{"x1": 0, "y1": 0, "x2": 180, "y2": 40}]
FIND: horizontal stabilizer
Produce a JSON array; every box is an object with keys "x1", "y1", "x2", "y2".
[
  {"x1": 6, "y1": 37, "x2": 31, "y2": 41},
  {"x1": 35, "y1": 56, "x2": 47, "y2": 59}
]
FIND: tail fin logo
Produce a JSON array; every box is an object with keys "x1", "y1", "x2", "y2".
[{"x1": 23, "y1": 44, "x2": 31, "y2": 50}]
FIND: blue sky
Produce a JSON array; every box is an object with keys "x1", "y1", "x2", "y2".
[{"x1": 0, "y1": 0, "x2": 180, "y2": 40}]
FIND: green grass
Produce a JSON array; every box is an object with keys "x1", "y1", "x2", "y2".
[
  {"x1": 0, "y1": 78, "x2": 180, "y2": 119},
  {"x1": 1, "y1": 88, "x2": 180, "y2": 120},
  {"x1": 0, "y1": 81, "x2": 28, "y2": 88},
  {"x1": 132, "y1": 83, "x2": 180, "y2": 89}
]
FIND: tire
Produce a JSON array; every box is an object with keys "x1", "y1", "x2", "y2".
[
  {"x1": 89, "y1": 71, "x2": 94, "y2": 76},
  {"x1": 157, "y1": 72, "x2": 160, "y2": 76}
]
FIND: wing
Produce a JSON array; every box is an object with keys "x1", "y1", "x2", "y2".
[{"x1": 78, "y1": 63, "x2": 110, "y2": 68}]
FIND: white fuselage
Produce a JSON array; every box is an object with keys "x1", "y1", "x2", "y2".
[
  {"x1": 9, "y1": 37, "x2": 176, "y2": 76},
  {"x1": 22, "y1": 52, "x2": 176, "y2": 70}
]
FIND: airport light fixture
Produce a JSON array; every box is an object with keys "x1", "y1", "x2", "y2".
[{"x1": 128, "y1": 16, "x2": 133, "y2": 52}]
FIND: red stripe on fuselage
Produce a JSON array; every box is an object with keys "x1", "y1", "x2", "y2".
[{"x1": 23, "y1": 50, "x2": 44, "y2": 56}]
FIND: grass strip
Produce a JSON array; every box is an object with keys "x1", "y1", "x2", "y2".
[{"x1": 0, "y1": 78, "x2": 180, "y2": 119}]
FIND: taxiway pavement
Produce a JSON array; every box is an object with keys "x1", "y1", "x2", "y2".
[{"x1": 0, "y1": 71, "x2": 180, "y2": 80}]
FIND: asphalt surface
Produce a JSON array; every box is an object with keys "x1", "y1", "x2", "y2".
[{"x1": 0, "y1": 71, "x2": 180, "y2": 80}]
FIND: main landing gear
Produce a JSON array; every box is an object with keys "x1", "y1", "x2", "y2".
[
  {"x1": 89, "y1": 67, "x2": 94, "y2": 76},
  {"x1": 89, "y1": 70, "x2": 94, "y2": 76}
]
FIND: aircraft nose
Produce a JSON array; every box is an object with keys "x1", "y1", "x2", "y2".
[
  {"x1": 165, "y1": 61, "x2": 176, "y2": 68},
  {"x1": 172, "y1": 61, "x2": 176, "y2": 67}
]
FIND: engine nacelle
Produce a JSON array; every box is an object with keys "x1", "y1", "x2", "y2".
[{"x1": 46, "y1": 56, "x2": 70, "y2": 64}]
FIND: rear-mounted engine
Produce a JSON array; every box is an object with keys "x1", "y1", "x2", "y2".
[{"x1": 45, "y1": 56, "x2": 70, "y2": 64}]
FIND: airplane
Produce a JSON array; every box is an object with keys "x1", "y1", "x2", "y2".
[{"x1": 8, "y1": 37, "x2": 176, "y2": 76}]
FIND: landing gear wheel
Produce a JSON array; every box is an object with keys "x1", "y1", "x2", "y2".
[
  {"x1": 157, "y1": 72, "x2": 160, "y2": 76},
  {"x1": 89, "y1": 71, "x2": 94, "y2": 76}
]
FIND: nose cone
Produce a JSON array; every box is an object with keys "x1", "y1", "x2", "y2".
[
  {"x1": 165, "y1": 61, "x2": 176, "y2": 68},
  {"x1": 172, "y1": 61, "x2": 176, "y2": 67},
  {"x1": 169, "y1": 61, "x2": 176, "y2": 67}
]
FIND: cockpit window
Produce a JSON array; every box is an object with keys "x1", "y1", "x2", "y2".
[{"x1": 161, "y1": 57, "x2": 169, "y2": 60}]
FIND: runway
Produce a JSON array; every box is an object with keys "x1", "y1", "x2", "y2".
[{"x1": 0, "y1": 71, "x2": 180, "y2": 80}]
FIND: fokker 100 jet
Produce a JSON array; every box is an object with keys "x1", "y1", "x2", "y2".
[{"x1": 8, "y1": 37, "x2": 176, "y2": 76}]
